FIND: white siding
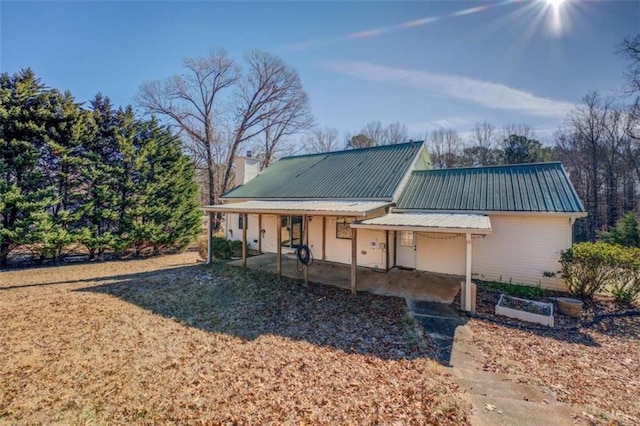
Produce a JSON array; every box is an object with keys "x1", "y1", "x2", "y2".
[
  {"x1": 226, "y1": 213, "x2": 261, "y2": 250},
  {"x1": 472, "y1": 215, "x2": 572, "y2": 291},
  {"x1": 415, "y1": 233, "x2": 466, "y2": 275}
]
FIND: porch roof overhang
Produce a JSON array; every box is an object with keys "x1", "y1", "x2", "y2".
[
  {"x1": 351, "y1": 213, "x2": 492, "y2": 234},
  {"x1": 202, "y1": 200, "x2": 391, "y2": 218}
]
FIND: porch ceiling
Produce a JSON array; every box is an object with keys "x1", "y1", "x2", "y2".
[
  {"x1": 351, "y1": 213, "x2": 492, "y2": 234},
  {"x1": 202, "y1": 200, "x2": 391, "y2": 218}
]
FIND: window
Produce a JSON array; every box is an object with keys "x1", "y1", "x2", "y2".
[
  {"x1": 399, "y1": 231, "x2": 414, "y2": 247},
  {"x1": 336, "y1": 217, "x2": 354, "y2": 239},
  {"x1": 280, "y1": 215, "x2": 303, "y2": 248},
  {"x1": 238, "y1": 214, "x2": 245, "y2": 230}
]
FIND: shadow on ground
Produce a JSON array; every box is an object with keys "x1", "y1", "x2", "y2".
[
  {"x1": 407, "y1": 300, "x2": 468, "y2": 366},
  {"x1": 75, "y1": 262, "x2": 439, "y2": 362}
]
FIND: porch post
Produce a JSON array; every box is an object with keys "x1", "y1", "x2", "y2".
[
  {"x1": 321, "y1": 216, "x2": 326, "y2": 261},
  {"x1": 258, "y1": 214, "x2": 262, "y2": 253},
  {"x1": 276, "y1": 214, "x2": 282, "y2": 278},
  {"x1": 303, "y1": 215, "x2": 309, "y2": 286},
  {"x1": 465, "y1": 233, "x2": 472, "y2": 312},
  {"x1": 207, "y1": 211, "x2": 214, "y2": 264},
  {"x1": 351, "y1": 226, "x2": 358, "y2": 294},
  {"x1": 393, "y1": 230, "x2": 397, "y2": 268},
  {"x1": 385, "y1": 230, "x2": 390, "y2": 271},
  {"x1": 242, "y1": 213, "x2": 247, "y2": 269}
]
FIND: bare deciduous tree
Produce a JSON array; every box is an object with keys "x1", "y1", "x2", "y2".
[
  {"x1": 358, "y1": 120, "x2": 409, "y2": 146},
  {"x1": 136, "y1": 49, "x2": 239, "y2": 205},
  {"x1": 136, "y1": 48, "x2": 311, "y2": 204},
  {"x1": 501, "y1": 123, "x2": 536, "y2": 142},
  {"x1": 303, "y1": 126, "x2": 340, "y2": 153},
  {"x1": 222, "y1": 50, "x2": 312, "y2": 183},
  {"x1": 429, "y1": 128, "x2": 461, "y2": 168}
]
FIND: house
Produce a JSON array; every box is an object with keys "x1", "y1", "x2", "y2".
[{"x1": 203, "y1": 142, "x2": 586, "y2": 309}]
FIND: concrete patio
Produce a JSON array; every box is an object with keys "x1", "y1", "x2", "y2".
[{"x1": 228, "y1": 253, "x2": 462, "y2": 303}]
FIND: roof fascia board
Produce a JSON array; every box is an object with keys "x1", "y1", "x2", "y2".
[
  {"x1": 350, "y1": 223, "x2": 492, "y2": 235},
  {"x1": 391, "y1": 142, "x2": 427, "y2": 203},
  {"x1": 219, "y1": 197, "x2": 393, "y2": 203},
  {"x1": 202, "y1": 204, "x2": 391, "y2": 218},
  {"x1": 390, "y1": 208, "x2": 588, "y2": 218},
  {"x1": 560, "y1": 163, "x2": 587, "y2": 212}
]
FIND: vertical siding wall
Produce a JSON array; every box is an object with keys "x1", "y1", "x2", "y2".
[
  {"x1": 416, "y1": 233, "x2": 466, "y2": 275},
  {"x1": 472, "y1": 215, "x2": 572, "y2": 291}
]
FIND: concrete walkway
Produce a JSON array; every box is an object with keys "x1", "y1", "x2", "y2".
[
  {"x1": 448, "y1": 325, "x2": 586, "y2": 425},
  {"x1": 229, "y1": 253, "x2": 461, "y2": 303},
  {"x1": 405, "y1": 301, "x2": 586, "y2": 425}
]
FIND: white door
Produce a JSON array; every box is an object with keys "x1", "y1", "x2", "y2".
[{"x1": 396, "y1": 231, "x2": 416, "y2": 269}]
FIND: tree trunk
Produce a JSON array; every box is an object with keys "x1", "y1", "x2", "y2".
[{"x1": 0, "y1": 242, "x2": 9, "y2": 267}]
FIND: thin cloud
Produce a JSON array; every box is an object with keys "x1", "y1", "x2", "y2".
[{"x1": 327, "y1": 60, "x2": 576, "y2": 119}]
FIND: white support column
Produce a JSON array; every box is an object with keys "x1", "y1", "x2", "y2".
[
  {"x1": 465, "y1": 233, "x2": 472, "y2": 312},
  {"x1": 207, "y1": 211, "x2": 214, "y2": 264}
]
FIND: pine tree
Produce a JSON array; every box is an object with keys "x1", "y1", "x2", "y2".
[
  {"x1": 132, "y1": 118, "x2": 201, "y2": 255},
  {"x1": 78, "y1": 94, "x2": 121, "y2": 259},
  {"x1": 0, "y1": 69, "x2": 58, "y2": 266}
]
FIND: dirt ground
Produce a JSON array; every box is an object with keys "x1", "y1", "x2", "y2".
[{"x1": 0, "y1": 253, "x2": 468, "y2": 424}]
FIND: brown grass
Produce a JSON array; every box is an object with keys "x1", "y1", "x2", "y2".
[{"x1": 0, "y1": 254, "x2": 468, "y2": 425}]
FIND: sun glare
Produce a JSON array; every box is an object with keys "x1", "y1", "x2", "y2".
[
  {"x1": 546, "y1": 0, "x2": 567, "y2": 9},
  {"x1": 542, "y1": 0, "x2": 570, "y2": 35}
]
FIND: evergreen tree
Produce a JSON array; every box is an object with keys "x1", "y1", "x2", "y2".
[
  {"x1": 0, "y1": 69, "x2": 58, "y2": 266},
  {"x1": 78, "y1": 94, "x2": 120, "y2": 259},
  {"x1": 38, "y1": 90, "x2": 88, "y2": 260},
  {"x1": 132, "y1": 118, "x2": 201, "y2": 255},
  {"x1": 600, "y1": 212, "x2": 640, "y2": 247}
]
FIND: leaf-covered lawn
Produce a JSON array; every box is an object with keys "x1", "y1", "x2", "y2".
[
  {"x1": 467, "y1": 286, "x2": 640, "y2": 425},
  {"x1": 0, "y1": 253, "x2": 468, "y2": 424}
]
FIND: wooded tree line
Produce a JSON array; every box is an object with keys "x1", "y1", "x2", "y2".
[{"x1": 0, "y1": 69, "x2": 202, "y2": 266}]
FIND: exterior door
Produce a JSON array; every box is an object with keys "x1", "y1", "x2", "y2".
[{"x1": 396, "y1": 231, "x2": 416, "y2": 269}]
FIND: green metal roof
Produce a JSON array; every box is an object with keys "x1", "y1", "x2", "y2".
[
  {"x1": 396, "y1": 162, "x2": 585, "y2": 213},
  {"x1": 223, "y1": 141, "x2": 423, "y2": 200}
]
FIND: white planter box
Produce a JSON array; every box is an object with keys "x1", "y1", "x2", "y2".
[{"x1": 495, "y1": 294, "x2": 554, "y2": 327}]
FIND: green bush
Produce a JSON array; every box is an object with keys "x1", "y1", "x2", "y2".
[
  {"x1": 560, "y1": 242, "x2": 640, "y2": 303},
  {"x1": 210, "y1": 237, "x2": 242, "y2": 260},
  {"x1": 610, "y1": 247, "x2": 640, "y2": 304},
  {"x1": 599, "y1": 212, "x2": 640, "y2": 247}
]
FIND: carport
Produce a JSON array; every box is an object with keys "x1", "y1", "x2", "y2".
[{"x1": 351, "y1": 213, "x2": 492, "y2": 311}]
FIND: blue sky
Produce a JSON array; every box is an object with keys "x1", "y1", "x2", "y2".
[{"x1": 2, "y1": 0, "x2": 639, "y2": 143}]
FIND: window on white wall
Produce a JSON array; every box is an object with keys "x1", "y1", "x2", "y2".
[
  {"x1": 238, "y1": 214, "x2": 245, "y2": 230},
  {"x1": 400, "y1": 231, "x2": 414, "y2": 247}
]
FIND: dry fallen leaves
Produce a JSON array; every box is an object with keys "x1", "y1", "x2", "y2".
[
  {"x1": 465, "y1": 285, "x2": 640, "y2": 425},
  {"x1": 0, "y1": 253, "x2": 469, "y2": 424}
]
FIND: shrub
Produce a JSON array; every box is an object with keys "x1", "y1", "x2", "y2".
[
  {"x1": 209, "y1": 237, "x2": 242, "y2": 260},
  {"x1": 609, "y1": 247, "x2": 640, "y2": 304},
  {"x1": 560, "y1": 242, "x2": 640, "y2": 303},
  {"x1": 560, "y1": 242, "x2": 623, "y2": 298}
]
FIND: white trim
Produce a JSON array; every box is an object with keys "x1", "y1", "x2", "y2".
[
  {"x1": 390, "y1": 208, "x2": 587, "y2": 218},
  {"x1": 203, "y1": 201, "x2": 391, "y2": 218},
  {"x1": 391, "y1": 142, "x2": 428, "y2": 203},
  {"x1": 350, "y1": 223, "x2": 492, "y2": 235}
]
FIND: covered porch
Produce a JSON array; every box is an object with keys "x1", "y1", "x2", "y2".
[
  {"x1": 228, "y1": 253, "x2": 462, "y2": 303},
  {"x1": 351, "y1": 213, "x2": 492, "y2": 311}
]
